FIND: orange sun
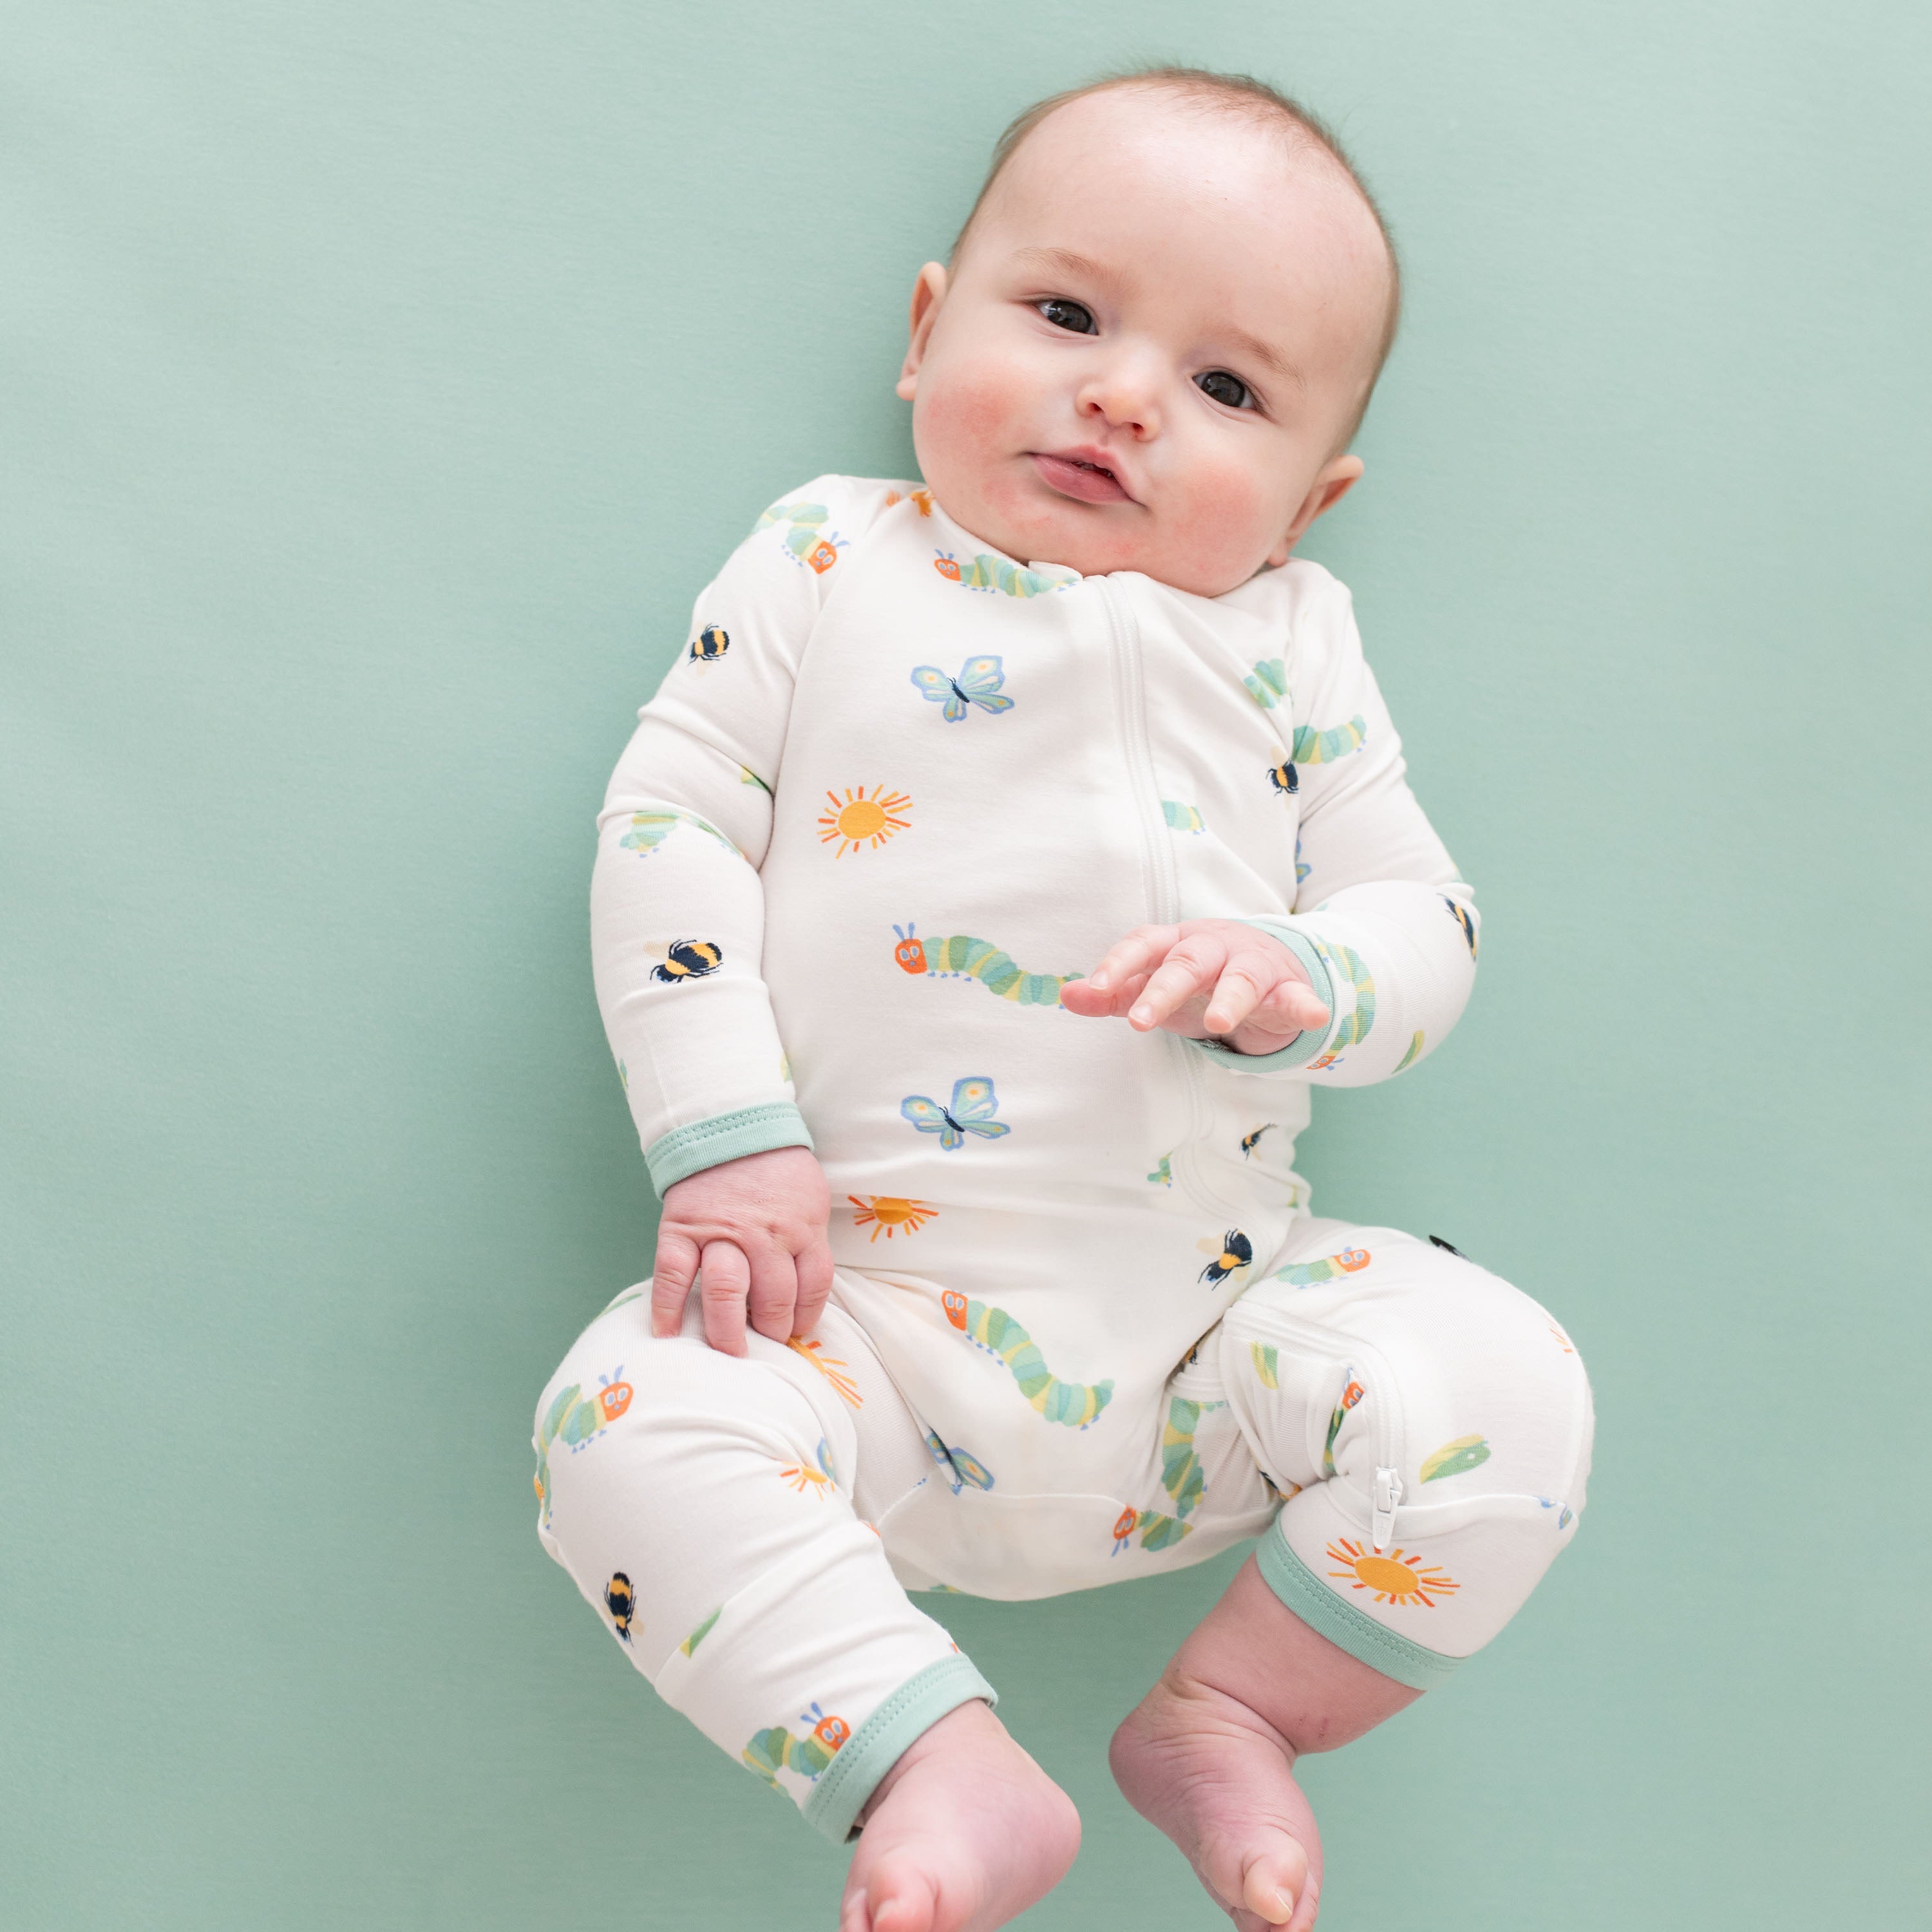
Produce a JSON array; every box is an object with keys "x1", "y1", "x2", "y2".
[
  {"x1": 1325, "y1": 1538, "x2": 1460, "y2": 1608},
  {"x1": 849, "y1": 1195, "x2": 937, "y2": 1242},
  {"x1": 819, "y1": 784, "x2": 913, "y2": 857}
]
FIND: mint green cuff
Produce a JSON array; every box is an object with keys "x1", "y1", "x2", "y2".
[
  {"x1": 643, "y1": 1102, "x2": 814, "y2": 1194},
  {"x1": 1185, "y1": 922, "x2": 1337, "y2": 1073},
  {"x1": 801, "y1": 1655, "x2": 998, "y2": 1843},
  {"x1": 1255, "y1": 1522, "x2": 1463, "y2": 1691}
]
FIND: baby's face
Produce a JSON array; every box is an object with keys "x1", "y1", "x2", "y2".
[{"x1": 898, "y1": 90, "x2": 1392, "y2": 598}]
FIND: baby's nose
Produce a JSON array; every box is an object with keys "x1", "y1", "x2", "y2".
[{"x1": 1077, "y1": 359, "x2": 1162, "y2": 437}]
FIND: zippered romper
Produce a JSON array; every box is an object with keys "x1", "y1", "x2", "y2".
[{"x1": 533, "y1": 476, "x2": 1595, "y2": 1841}]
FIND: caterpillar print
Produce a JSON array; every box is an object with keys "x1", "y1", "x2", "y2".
[
  {"x1": 742, "y1": 1702, "x2": 852, "y2": 1788},
  {"x1": 1242, "y1": 658, "x2": 1288, "y2": 708},
  {"x1": 618, "y1": 808, "x2": 743, "y2": 859},
  {"x1": 890, "y1": 923, "x2": 1080, "y2": 1007},
  {"x1": 1111, "y1": 1396, "x2": 1216, "y2": 1555},
  {"x1": 1273, "y1": 1245, "x2": 1372, "y2": 1288},
  {"x1": 1306, "y1": 942, "x2": 1374, "y2": 1068},
  {"x1": 1291, "y1": 714, "x2": 1368, "y2": 765},
  {"x1": 755, "y1": 500, "x2": 846, "y2": 574},
  {"x1": 932, "y1": 550, "x2": 1077, "y2": 597},
  {"x1": 532, "y1": 1367, "x2": 634, "y2": 1527},
  {"x1": 1321, "y1": 1368, "x2": 1367, "y2": 1478},
  {"x1": 940, "y1": 1289, "x2": 1113, "y2": 1428}
]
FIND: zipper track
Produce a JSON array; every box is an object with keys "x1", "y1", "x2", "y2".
[
  {"x1": 1235, "y1": 1303, "x2": 1407, "y2": 1548},
  {"x1": 1096, "y1": 578, "x2": 1243, "y2": 1221}
]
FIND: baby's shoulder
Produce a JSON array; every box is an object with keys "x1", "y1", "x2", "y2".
[
  {"x1": 1216, "y1": 556, "x2": 1362, "y2": 672},
  {"x1": 744, "y1": 473, "x2": 926, "y2": 562}
]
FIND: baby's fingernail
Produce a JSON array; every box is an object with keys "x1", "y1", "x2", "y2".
[
  {"x1": 1089, "y1": 971, "x2": 1110, "y2": 989},
  {"x1": 1130, "y1": 1005, "x2": 1150, "y2": 1025}
]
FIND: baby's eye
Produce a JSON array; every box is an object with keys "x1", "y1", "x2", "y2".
[
  {"x1": 1196, "y1": 370, "x2": 1253, "y2": 410},
  {"x1": 1036, "y1": 298, "x2": 1096, "y2": 334}
]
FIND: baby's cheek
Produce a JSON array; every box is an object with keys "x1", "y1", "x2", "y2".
[{"x1": 1168, "y1": 457, "x2": 1288, "y2": 585}]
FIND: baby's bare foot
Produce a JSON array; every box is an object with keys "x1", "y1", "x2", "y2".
[
  {"x1": 838, "y1": 1699, "x2": 1079, "y2": 1932},
  {"x1": 1110, "y1": 1667, "x2": 1321, "y2": 1931}
]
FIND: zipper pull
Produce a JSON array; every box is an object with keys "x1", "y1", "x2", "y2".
[{"x1": 1370, "y1": 1466, "x2": 1403, "y2": 1552}]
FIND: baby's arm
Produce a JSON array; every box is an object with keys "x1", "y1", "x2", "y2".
[
  {"x1": 592, "y1": 480, "x2": 871, "y2": 1352},
  {"x1": 1069, "y1": 573, "x2": 1477, "y2": 1081}
]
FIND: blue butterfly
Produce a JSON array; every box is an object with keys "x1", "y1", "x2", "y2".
[
  {"x1": 909, "y1": 656, "x2": 1014, "y2": 723},
  {"x1": 900, "y1": 1076, "x2": 1012, "y2": 1151}
]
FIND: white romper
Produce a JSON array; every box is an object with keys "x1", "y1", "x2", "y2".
[{"x1": 533, "y1": 477, "x2": 1595, "y2": 1840}]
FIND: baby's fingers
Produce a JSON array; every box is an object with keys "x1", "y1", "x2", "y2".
[
  {"x1": 697, "y1": 1240, "x2": 753, "y2": 1356},
  {"x1": 651, "y1": 1231, "x2": 699, "y2": 1339},
  {"x1": 792, "y1": 1237, "x2": 835, "y2": 1341},
  {"x1": 744, "y1": 1246, "x2": 799, "y2": 1347},
  {"x1": 1082, "y1": 925, "x2": 1180, "y2": 999},
  {"x1": 1128, "y1": 933, "x2": 1228, "y2": 1030}
]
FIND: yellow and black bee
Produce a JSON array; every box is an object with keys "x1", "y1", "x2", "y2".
[
  {"x1": 688, "y1": 624, "x2": 730, "y2": 663},
  {"x1": 605, "y1": 1571, "x2": 635, "y2": 1643},
  {"x1": 1443, "y1": 897, "x2": 1478, "y2": 958},
  {"x1": 1239, "y1": 1124, "x2": 1278, "y2": 1159},
  {"x1": 1267, "y1": 759, "x2": 1299, "y2": 797},
  {"x1": 1200, "y1": 1228, "x2": 1253, "y2": 1285},
  {"x1": 651, "y1": 939, "x2": 723, "y2": 984}
]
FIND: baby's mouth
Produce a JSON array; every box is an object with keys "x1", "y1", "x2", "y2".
[{"x1": 1031, "y1": 450, "x2": 1133, "y2": 505}]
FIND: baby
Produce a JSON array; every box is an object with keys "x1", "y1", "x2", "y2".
[{"x1": 535, "y1": 66, "x2": 1594, "y2": 1932}]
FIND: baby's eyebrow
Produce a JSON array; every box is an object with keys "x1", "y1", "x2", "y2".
[
  {"x1": 1218, "y1": 325, "x2": 1305, "y2": 395},
  {"x1": 1012, "y1": 243, "x2": 1117, "y2": 285}
]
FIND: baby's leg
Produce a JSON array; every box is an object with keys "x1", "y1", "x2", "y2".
[
  {"x1": 1112, "y1": 1224, "x2": 1595, "y2": 1929},
  {"x1": 534, "y1": 1282, "x2": 1076, "y2": 1932}
]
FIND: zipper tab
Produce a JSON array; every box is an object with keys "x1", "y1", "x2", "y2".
[{"x1": 1370, "y1": 1466, "x2": 1403, "y2": 1552}]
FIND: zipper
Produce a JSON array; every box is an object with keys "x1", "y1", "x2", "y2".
[
  {"x1": 1236, "y1": 1305, "x2": 1406, "y2": 1548},
  {"x1": 1095, "y1": 576, "x2": 1242, "y2": 1220}
]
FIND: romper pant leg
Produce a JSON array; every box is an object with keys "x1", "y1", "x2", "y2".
[
  {"x1": 533, "y1": 1279, "x2": 994, "y2": 1841},
  {"x1": 1216, "y1": 1220, "x2": 1595, "y2": 1690}
]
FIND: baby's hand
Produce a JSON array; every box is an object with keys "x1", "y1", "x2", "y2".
[
  {"x1": 1061, "y1": 920, "x2": 1330, "y2": 1054},
  {"x1": 652, "y1": 1145, "x2": 834, "y2": 1355}
]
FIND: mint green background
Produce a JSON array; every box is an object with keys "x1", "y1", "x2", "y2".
[{"x1": 5, "y1": 3, "x2": 1926, "y2": 1926}]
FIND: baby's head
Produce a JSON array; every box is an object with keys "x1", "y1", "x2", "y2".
[{"x1": 896, "y1": 69, "x2": 1399, "y2": 598}]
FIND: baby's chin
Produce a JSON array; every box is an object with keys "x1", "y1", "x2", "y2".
[{"x1": 934, "y1": 469, "x2": 1266, "y2": 596}]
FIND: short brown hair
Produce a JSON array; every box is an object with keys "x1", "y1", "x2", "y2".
[{"x1": 951, "y1": 64, "x2": 1401, "y2": 446}]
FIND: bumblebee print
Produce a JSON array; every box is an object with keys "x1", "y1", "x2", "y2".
[
  {"x1": 891, "y1": 923, "x2": 1077, "y2": 1007},
  {"x1": 652, "y1": 940, "x2": 723, "y2": 984},
  {"x1": 605, "y1": 1572, "x2": 635, "y2": 1643},
  {"x1": 1267, "y1": 757, "x2": 1299, "y2": 797},
  {"x1": 1444, "y1": 896, "x2": 1479, "y2": 958},
  {"x1": 1199, "y1": 1228, "x2": 1254, "y2": 1286},
  {"x1": 942, "y1": 1289, "x2": 1113, "y2": 1428},
  {"x1": 1240, "y1": 1124, "x2": 1278, "y2": 1159},
  {"x1": 688, "y1": 623, "x2": 729, "y2": 664}
]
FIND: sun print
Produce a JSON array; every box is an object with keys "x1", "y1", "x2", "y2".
[
  {"x1": 819, "y1": 784, "x2": 913, "y2": 856},
  {"x1": 1325, "y1": 1537, "x2": 1460, "y2": 1607}
]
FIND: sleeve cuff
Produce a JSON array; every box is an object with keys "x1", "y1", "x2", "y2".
[
  {"x1": 643, "y1": 1101, "x2": 815, "y2": 1193},
  {"x1": 1183, "y1": 922, "x2": 1337, "y2": 1074}
]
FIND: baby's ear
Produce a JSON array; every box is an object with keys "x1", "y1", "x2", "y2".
[
  {"x1": 896, "y1": 263, "x2": 949, "y2": 400},
  {"x1": 1269, "y1": 454, "x2": 1365, "y2": 565}
]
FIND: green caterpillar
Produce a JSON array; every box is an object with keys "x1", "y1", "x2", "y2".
[
  {"x1": 1421, "y1": 1435, "x2": 1492, "y2": 1482},
  {"x1": 755, "y1": 500, "x2": 846, "y2": 573},
  {"x1": 1291, "y1": 714, "x2": 1368, "y2": 764},
  {"x1": 1321, "y1": 1369, "x2": 1367, "y2": 1478},
  {"x1": 1243, "y1": 658, "x2": 1289, "y2": 708},
  {"x1": 742, "y1": 1701, "x2": 852, "y2": 1787},
  {"x1": 891, "y1": 923, "x2": 1080, "y2": 1007},
  {"x1": 532, "y1": 1367, "x2": 634, "y2": 1527},
  {"x1": 942, "y1": 1290, "x2": 1112, "y2": 1428},
  {"x1": 1273, "y1": 1244, "x2": 1373, "y2": 1289},
  {"x1": 1112, "y1": 1397, "x2": 1217, "y2": 1553},
  {"x1": 1249, "y1": 1343, "x2": 1280, "y2": 1390},
  {"x1": 619, "y1": 808, "x2": 742, "y2": 859},
  {"x1": 933, "y1": 550, "x2": 1077, "y2": 597},
  {"x1": 1394, "y1": 1029, "x2": 1425, "y2": 1072},
  {"x1": 1162, "y1": 799, "x2": 1206, "y2": 834},
  {"x1": 1307, "y1": 942, "x2": 1374, "y2": 1066},
  {"x1": 679, "y1": 1608, "x2": 721, "y2": 1658}
]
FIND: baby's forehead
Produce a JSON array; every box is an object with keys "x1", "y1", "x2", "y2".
[{"x1": 974, "y1": 88, "x2": 1391, "y2": 357}]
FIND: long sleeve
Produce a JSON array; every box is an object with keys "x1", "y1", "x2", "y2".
[
  {"x1": 591, "y1": 477, "x2": 882, "y2": 1193},
  {"x1": 1193, "y1": 572, "x2": 1480, "y2": 1084}
]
